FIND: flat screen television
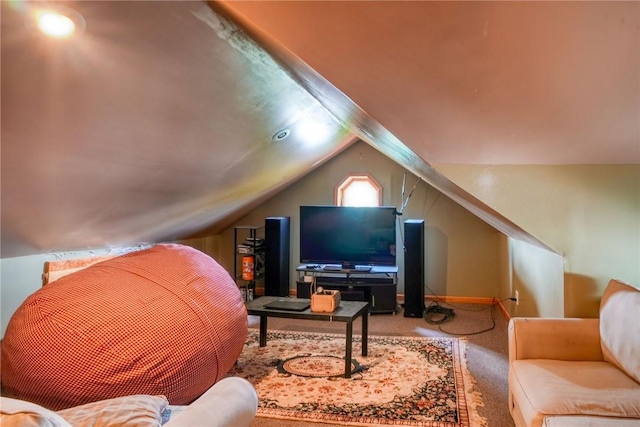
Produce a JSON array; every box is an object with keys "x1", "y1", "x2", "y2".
[{"x1": 299, "y1": 205, "x2": 397, "y2": 268}]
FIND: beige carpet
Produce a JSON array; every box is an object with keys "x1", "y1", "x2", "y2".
[
  {"x1": 229, "y1": 329, "x2": 487, "y2": 426},
  {"x1": 246, "y1": 302, "x2": 515, "y2": 427}
]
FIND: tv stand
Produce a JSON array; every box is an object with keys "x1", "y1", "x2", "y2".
[{"x1": 296, "y1": 265, "x2": 398, "y2": 314}]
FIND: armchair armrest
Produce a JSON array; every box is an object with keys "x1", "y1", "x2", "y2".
[
  {"x1": 164, "y1": 377, "x2": 258, "y2": 427},
  {"x1": 508, "y1": 317, "x2": 603, "y2": 364}
]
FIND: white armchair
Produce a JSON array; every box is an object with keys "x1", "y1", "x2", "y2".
[{"x1": 0, "y1": 377, "x2": 258, "y2": 427}]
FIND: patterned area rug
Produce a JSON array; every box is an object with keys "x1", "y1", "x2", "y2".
[{"x1": 227, "y1": 329, "x2": 487, "y2": 427}]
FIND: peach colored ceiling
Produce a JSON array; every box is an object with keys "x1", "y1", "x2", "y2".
[
  {"x1": 1, "y1": 0, "x2": 637, "y2": 258},
  {"x1": 219, "y1": 1, "x2": 639, "y2": 165}
]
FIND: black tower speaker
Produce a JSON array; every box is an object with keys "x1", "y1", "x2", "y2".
[
  {"x1": 264, "y1": 216, "x2": 290, "y2": 296},
  {"x1": 403, "y1": 219, "x2": 425, "y2": 318}
]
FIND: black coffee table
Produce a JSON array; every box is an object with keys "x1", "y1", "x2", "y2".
[{"x1": 245, "y1": 296, "x2": 369, "y2": 378}]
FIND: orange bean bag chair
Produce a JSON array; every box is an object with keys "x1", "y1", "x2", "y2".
[{"x1": 1, "y1": 243, "x2": 247, "y2": 410}]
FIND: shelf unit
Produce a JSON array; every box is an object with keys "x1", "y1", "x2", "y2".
[
  {"x1": 295, "y1": 265, "x2": 398, "y2": 314},
  {"x1": 234, "y1": 225, "x2": 265, "y2": 302}
]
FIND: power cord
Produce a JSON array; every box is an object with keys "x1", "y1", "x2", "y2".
[
  {"x1": 423, "y1": 301, "x2": 455, "y2": 325},
  {"x1": 430, "y1": 296, "x2": 515, "y2": 336},
  {"x1": 435, "y1": 301, "x2": 496, "y2": 336}
]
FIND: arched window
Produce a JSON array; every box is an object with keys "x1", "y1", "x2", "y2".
[{"x1": 335, "y1": 174, "x2": 382, "y2": 206}]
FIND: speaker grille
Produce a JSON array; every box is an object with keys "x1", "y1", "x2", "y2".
[
  {"x1": 403, "y1": 219, "x2": 425, "y2": 318},
  {"x1": 264, "y1": 217, "x2": 291, "y2": 296}
]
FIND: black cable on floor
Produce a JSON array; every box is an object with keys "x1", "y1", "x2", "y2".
[
  {"x1": 423, "y1": 297, "x2": 514, "y2": 336},
  {"x1": 423, "y1": 301, "x2": 455, "y2": 325},
  {"x1": 436, "y1": 302, "x2": 497, "y2": 336}
]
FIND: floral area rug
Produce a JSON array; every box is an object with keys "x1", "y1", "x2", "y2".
[{"x1": 227, "y1": 329, "x2": 487, "y2": 426}]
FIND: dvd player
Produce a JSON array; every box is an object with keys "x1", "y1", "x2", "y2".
[{"x1": 321, "y1": 265, "x2": 372, "y2": 273}]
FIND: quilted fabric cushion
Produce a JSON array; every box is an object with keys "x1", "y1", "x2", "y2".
[
  {"x1": 56, "y1": 395, "x2": 167, "y2": 427},
  {"x1": 1, "y1": 244, "x2": 247, "y2": 410}
]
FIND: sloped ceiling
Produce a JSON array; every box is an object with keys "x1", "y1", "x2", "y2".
[
  {"x1": 1, "y1": 0, "x2": 353, "y2": 258},
  {"x1": 1, "y1": 1, "x2": 638, "y2": 258},
  {"x1": 218, "y1": 0, "x2": 639, "y2": 165}
]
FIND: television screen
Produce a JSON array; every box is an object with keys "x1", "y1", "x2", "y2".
[{"x1": 299, "y1": 206, "x2": 397, "y2": 267}]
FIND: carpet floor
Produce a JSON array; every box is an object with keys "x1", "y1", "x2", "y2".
[{"x1": 246, "y1": 301, "x2": 515, "y2": 427}]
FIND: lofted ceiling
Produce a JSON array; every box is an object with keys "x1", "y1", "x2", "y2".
[
  {"x1": 218, "y1": 0, "x2": 639, "y2": 165},
  {"x1": 1, "y1": 1, "x2": 638, "y2": 258}
]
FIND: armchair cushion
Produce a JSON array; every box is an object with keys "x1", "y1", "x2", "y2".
[
  {"x1": 510, "y1": 359, "x2": 640, "y2": 427},
  {"x1": 543, "y1": 416, "x2": 640, "y2": 427},
  {"x1": 164, "y1": 377, "x2": 258, "y2": 427},
  {"x1": 599, "y1": 279, "x2": 640, "y2": 383},
  {"x1": 508, "y1": 318, "x2": 603, "y2": 364}
]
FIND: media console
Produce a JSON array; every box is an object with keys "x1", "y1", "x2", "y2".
[{"x1": 296, "y1": 265, "x2": 398, "y2": 314}]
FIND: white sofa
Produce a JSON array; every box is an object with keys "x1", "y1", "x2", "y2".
[
  {"x1": 0, "y1": 377, "x2": 258, "y2": 427},
  {"x1": 508, "y1": 279, "x2": 640, "y2": 427}
]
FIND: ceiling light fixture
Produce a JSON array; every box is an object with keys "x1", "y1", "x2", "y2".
[
  {"x1": 26, "y1": 6, "x2": 86, "y2": 38},
  {"x1": 272, "y1": 128, "x2": 291, "y2": 141},
  {"x1": 37, "y1": 11, "x2": 75, "y2": 37}
]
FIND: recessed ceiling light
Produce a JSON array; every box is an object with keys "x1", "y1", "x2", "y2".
[
  {"x1": 37, "y1": 11, "x2": 75, "y2": 37},
  {"x1": 272, "y1": 129, "x2": 291, "y2": 141},
  {"x1": 26, "y1": 6, "x2": 86, "y2": 39}
]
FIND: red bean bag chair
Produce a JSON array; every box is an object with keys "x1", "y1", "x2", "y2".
[{"x1": 1, "y1": 243, "x2": 247, "y2": 410}]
